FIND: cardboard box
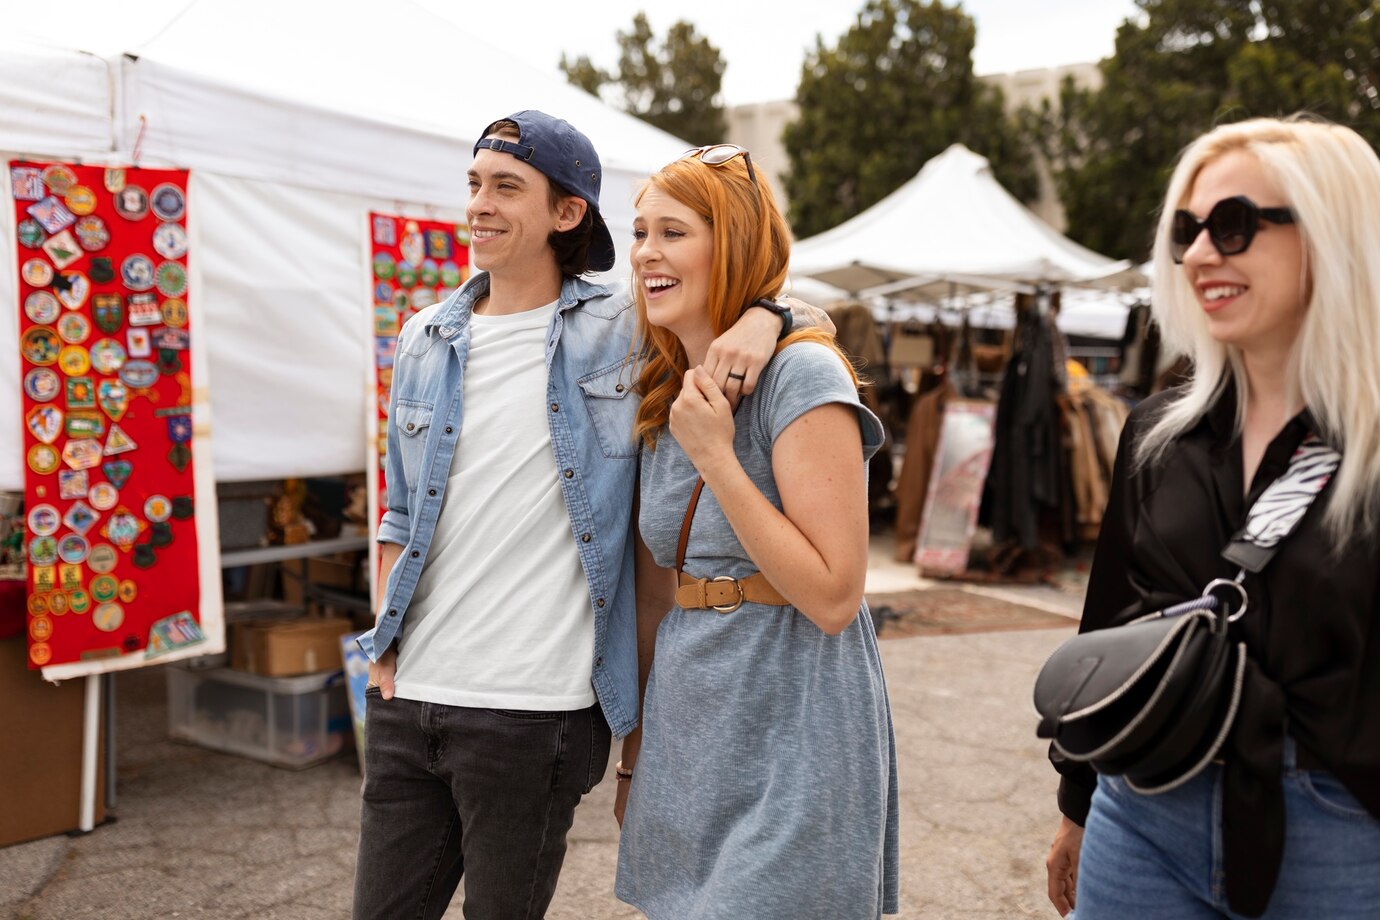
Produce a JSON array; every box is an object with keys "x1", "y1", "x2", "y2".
[
  {"x1": 281, "y1": 554, "x2": 361, "y2": 607},
  {"x1": 0, "y1": 635, "x2": 106, "y2": 847},
  {"x1": 230, "y1": 617, "x2": 353, "y2": 677}
]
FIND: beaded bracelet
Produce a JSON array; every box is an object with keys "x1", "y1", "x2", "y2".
[{"x1": 614, "y1": 760, "x2": 634, "y2": 781}]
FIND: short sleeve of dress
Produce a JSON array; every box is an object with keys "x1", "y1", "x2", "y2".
[{"x1": 750, "y1": 341, "x2": 885, "y2": 460}]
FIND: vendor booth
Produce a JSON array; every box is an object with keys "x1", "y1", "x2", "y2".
[
  {"x1": 791, "y1": 144, "x2": 1150, "y2": 580},
  {"x1": 1, "y1": 0, "x2": 694, "y2": 846}
]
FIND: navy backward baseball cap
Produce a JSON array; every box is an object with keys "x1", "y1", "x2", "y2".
[{"x1": 473, "y1": 110, "x2": 616, "y2": 273}]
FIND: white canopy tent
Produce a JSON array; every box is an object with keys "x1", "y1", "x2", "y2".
[
  {"x1": 790, "y1": 143, "x2": 1144, "y2": 296},
  {"x1": 2, "y1": 0, "x2": 692, "y2": 491}
]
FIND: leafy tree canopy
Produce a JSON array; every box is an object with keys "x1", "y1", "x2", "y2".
[
  {"x1": 561, "y1": 12, "x2": 727, "y2": 144},
  {"x1": 783, "y1": 0, "x2": 1037, "y2": 239},
  {"x1": 1041, "y1": 0, "x2": 1380, "y2": 261}
]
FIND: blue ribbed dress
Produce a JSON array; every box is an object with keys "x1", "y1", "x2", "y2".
[{"x1": 616, "y1": 343, "x2": 900, "y2": 919}]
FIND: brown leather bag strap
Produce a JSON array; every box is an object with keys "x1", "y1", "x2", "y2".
[{"x1": 675, "y1": 477, "x2": 706, "y2": 575}]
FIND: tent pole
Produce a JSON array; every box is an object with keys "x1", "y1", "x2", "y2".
[
  {"x1": 79, "y1": 674, "x2": 101, "y2": 832},
  {"x1": 105, "y1": 672, "x2": 117, "y2": 809}
]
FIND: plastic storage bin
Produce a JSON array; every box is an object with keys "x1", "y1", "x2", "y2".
[{"x1": 167, "y1": 665, "x2": 349, "y2": 769}]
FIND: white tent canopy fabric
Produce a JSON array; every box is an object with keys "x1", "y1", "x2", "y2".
[
  {"x1": 790, "y1": 143, "x2": 1143, "y2": 295},
  {"x1": 2, "y1": 1, "x2": 690, "y2": 490}
]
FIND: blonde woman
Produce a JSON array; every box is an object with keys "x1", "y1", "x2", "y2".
[
  {"x1": 1046, "y1": 116, "x2": 1380, "y2": 918},
  {"x1": 612, "y1": 147, "x2": 899, "y2": 918}
]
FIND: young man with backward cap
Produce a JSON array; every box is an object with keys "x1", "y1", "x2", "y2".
[{"x1": 352, "y1": 110, "x2": 808, "y2": 919}]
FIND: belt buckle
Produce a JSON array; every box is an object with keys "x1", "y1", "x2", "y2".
[{"x1": 710, "y1": 575, "x2": 744, "y2": 613}]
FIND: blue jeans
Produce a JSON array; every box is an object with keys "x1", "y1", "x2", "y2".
[
  {"x1": 1076, "y1": 739, "x2": 1380, "y2": 918},
  {"x1": 352, "y1": 691, "x2": 611, "y2": 920}
]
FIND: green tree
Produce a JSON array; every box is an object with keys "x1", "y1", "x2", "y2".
[
  {"x1": 783, "y1": 0, "x2": 1037, "y2": 239},
  {"x1": 1042, "y1": 0, "x2": 1380, "y2": 261},
  {"x1": 560, "y1": 12, "x2": 727, "y2": 143}
]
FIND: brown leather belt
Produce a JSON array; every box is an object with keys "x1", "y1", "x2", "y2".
[
  {"x1": 676, "y1": 572, "x2": 788, "y2": 613},
  {"x1": 673, "y1": 476, "x2": 788, "y2": 613}
]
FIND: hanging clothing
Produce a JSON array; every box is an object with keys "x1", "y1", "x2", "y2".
[
  {"x1": 892, "y1": 380, "x2": 955, "y2": 562},
  {"x1": 986, "y1": 310, "x2": 1068, "y2": 552}
]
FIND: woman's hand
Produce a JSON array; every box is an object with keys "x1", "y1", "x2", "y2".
[
  {"x1": 1046, "y1": 816, "x2": 1084, "y2": 917},
  {"x1": 702, "y1": 307, "x2": 780, "y2": 405},
  {"x1": 669, "y1": 367, "x2": 737, "y2": 476}
]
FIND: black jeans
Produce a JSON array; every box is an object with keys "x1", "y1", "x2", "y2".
[{"x1": 352, "y1": 691, "x2": 612, "y2": 920}]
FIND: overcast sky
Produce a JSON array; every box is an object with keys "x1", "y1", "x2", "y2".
[
  {"x1": 417, "y1": 0, "x2": 1143, "y2": 105},
  {"x1": 21, "y1": 0, "x2": 1142, "y2": 107}
]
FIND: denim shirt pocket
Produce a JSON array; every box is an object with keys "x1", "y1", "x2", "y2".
[
  {"x1": 577, "y1": 362, "x2": 638, "y2": 459},
  {"x1": 395, "y1": 399, "x2": 434, "y2": 491}
]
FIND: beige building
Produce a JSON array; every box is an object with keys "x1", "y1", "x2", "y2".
[{"x1": 726, "y1": 62, "x2": 1101, "y2": 234}]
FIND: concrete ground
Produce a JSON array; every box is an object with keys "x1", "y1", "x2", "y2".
[{"x1": 0, "y1": 536, "x2": 1083, "y2": 919}]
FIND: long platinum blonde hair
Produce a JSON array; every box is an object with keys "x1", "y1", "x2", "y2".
[{"x1": 1138, "y1": 115, "x2": 1380, "y2": 539}]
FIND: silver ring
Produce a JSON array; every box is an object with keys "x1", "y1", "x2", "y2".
[{"x1": 1201, "y1": 578, "x2": 1249, "y2": 622}]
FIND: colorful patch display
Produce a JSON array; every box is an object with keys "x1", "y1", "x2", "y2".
[
  {"x1": 11, "y1": 166, "x2": 44, "y2": 200},
  {"x1": 75, "y1": 215, "x2": 110, "y2": 251},
  {"x1": 150, "y1": 184, "x2": 185, "y2": 221},
  {"x1": 127, "y1": 293, "x2": 161, "y2": 326},
  {"x1": 24, "y1": 367, "x2": 60, "y2": 402},
  {"x1": 41, "y1": 230, "x2": 81, "y2": 268},
  {"x1": 42, "y1": 164, "x2": 78, "y2": 195},
  {"x1": 90, "y1": 338, "x2": 127, "y2": 374},
  {"x1": 25, "y1": 291, "x2": 60, "y2": 324},
  {"x1": 127, "y1": 327, "x2": 152, "y2": 358},
  {"x1": 58, "y1": 469, "x2": 89, "y2": 500},
  {"x1": 161, "y1": 298, "x2": 188, "y2": 327},
  {"x1": 58, "y1": 312, "x2": 91, "y2": 345},
  {"x1": 114, "y1": 185, "x2": 149, "y2": 220},
  {"x1": 28, "y1": 444, "x2": 60, "y2": 475},
  {"x1": 120, "y1": 254, "x2": 155, "y2": 291},
  {"x1": 21, "y1": 326, "x2": 60, "y2": 365},
  {"x1": 14, "y1": 159, "x2": 201, "y2": 672},
  {"x1": 368, "y1": 212, "x2": 470, "y2": 509},
  {"x1": 152, "y1": 222, "x2": 188, "y2": 259},
  {"x1": 65, "y1": 186, "x2": 98, "y2": 216},
  {"x1": 154, "y1": 261, "x2": 187, "y2": 297},
  {"x1": 21, "y1": 258, "x2": 54, "y2": 286},
  {"x1": 88, "y1": 483, "x2": 119, "y2": 512},
  {"x1": 27, "y1": 504, "x2": 61, "y2": 536},
  {"x1": 55, "y1": 271, "x2": 91, "y2": 310},
  {"x1": 27, "y1": 195, "x2": 77, "y2": 233},
  {"x1": 58, "y1": 345, "x2": 90, "y2": 376}
]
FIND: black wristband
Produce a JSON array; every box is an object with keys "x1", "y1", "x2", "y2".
[{"x1": 751, "y1": 298, "x2": 793, "y2": 340}]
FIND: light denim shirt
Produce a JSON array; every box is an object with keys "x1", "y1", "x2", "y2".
[{"x1": 357, "y1": 272, "x2": 642, "y2": 737}]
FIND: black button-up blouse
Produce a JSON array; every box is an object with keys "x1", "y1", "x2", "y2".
[{"x1": 1052, "y1": 383, "x2": 1380, "y2": 916}]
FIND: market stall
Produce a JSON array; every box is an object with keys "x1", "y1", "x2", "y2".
[{"x1": 1, "y1": 0, "x2": 695, "y2": 845}]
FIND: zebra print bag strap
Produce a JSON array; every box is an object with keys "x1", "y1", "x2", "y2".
[{"x1": 1221, "y1": 434, "x2": 1341, "y2": 574}]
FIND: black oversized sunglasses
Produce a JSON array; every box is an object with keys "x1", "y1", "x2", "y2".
[
  {"x1": 680, "y1": 144, "x2": 757, "y2": 185},
  {"x1": 1169, "y1": 195, "x2": 1295, "y2": 264}
]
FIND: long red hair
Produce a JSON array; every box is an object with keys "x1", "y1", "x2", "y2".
[{"x1": 632, "y1": 155, "x2": 856, "y2": 447}]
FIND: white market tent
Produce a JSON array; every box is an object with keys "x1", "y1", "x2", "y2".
[
  {"x1": 1, "y1": 0, "x2": 692, "y2": 492},
  {"x1": 790, "y1": 143, "x2": 1144, "y2": 296}
]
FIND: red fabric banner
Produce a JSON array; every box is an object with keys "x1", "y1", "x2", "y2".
[
  {"x1": 367, "y1": 214, "x2": 470, "y2": 508},
  {"x1": 13, "y1": 161, "x2": 202, "y2": 669}
]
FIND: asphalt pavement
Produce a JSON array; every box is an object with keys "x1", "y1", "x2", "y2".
[{"x1": 0, "y1": 537, "x2": 1083, "y2": 919}]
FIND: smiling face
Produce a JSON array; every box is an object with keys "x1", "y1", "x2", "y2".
[
  {"x1": 466, "y1": 145, "x2": 569, "y2": 280},
  {"x1": 1180, "y1": 150, "x2": 1307, "y2": 361},
  {"x1": 631, "y1": 185, "x2": 714, "y2": 343}
]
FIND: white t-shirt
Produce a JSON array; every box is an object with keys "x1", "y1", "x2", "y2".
[{"x1": 392, "y1": 301, "x2": 596, "y2": 710}]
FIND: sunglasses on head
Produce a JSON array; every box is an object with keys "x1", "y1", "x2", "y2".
[
  {"x1": 680, "y1": 144, "x2": 757, "y2": 186},
  {"x1": 1169, "y1": 195, "x2": 1295, "y2": 264}
]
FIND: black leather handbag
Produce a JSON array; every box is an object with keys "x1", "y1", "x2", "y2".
[{"x1": 1033, "y1": 435, "x2": 1339, "y2": 793}]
